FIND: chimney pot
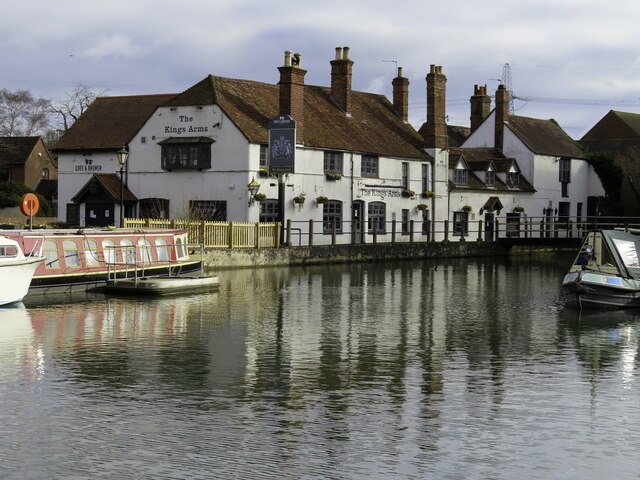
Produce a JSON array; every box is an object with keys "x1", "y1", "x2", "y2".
[
  {"x1": 278, "y1": 50, "x2": 306, "y2": 142},
  {"x1": 424, "y1": 65, "x2": 448, "y2": 149},
  {"x1": 392, "y1": 66, "x2": 410, "y2": 122},
  {"x1": 330, "y1": 46, "x2": 354, "y2": 114}
]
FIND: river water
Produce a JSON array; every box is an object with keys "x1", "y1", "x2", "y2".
[{"x1": 1, "y1": 256, "x2": 640, "y2": 479}]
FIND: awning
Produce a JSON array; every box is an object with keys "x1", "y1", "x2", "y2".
[{"x1": 482, "y1": 196, "x2": 504, "y2": 212}]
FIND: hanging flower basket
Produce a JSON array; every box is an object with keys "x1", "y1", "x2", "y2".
[
  {"x1": 462, "y1": 204, "x2": 472, "y2": 212},
  {"x1": 513, "y1": 206, "x2": 524, "y2": 213},
  {"x1": 253, "y1": 193, "x2": 267, "y2": 202},
  {"x1": 416, "y1": 203, "x2": 429, "y2": 211},
  {"x1": 293, "y1": 194, "x2": 306, "y2": 205},
  {"x1": 316, "y1": 195, "x2": 329, "y2": 205},
  {"x1": 402, "y1": 188, "x2": 415, "y2": 198},
  {"x1": 258, "y1": 168, "x2": 270, "y2": 178},
  {"x1": 325, "y1": 172, "x2": 342, "y2": 181},
  {"x1": 421, "y1": 191, "x2": 434, "y2": 199}
]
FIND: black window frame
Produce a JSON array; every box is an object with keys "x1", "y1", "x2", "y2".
[
  {"x1": 323, "y1": 200, "x2": 343, "y2": 234},
  {"x1": 361, "y1": 155, "x2": 379, "y2": 178},
  {"x1": 259, "y1": 199, "x2": 279, "y2": 223},
  {"x1": 368, "y1": 201, "x2": 386, "y2": 234},
  {"x1": 160, "y1": 138, "x2": 213, "y2": 171},
  {"x1": 188, "y1": 200, "x2": 226, "y2": 221},
  {"x1": 453, "y1": 211, "x2": 469, "y2": 236},
  {"x1": 454, "y1": 169, "x2": 468, "y2": 185},
  {"x1": 324, "y1": 151, "x2": 343, "y2": 174}
]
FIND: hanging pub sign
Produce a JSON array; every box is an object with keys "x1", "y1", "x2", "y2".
[{"x1": 268, "y1": 114, "x2": 296, "y2": 174}]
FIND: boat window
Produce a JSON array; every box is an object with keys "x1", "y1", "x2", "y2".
[
  {"x1": 120, "y1": 239, "x2": 136, "y2": 264},
  {"x1": 83, "y1": 239, "x2": 100, "y2": 267},
  {"x1": 138, "y1": 239, "x2": 153, "y2": 264},
  {"x1": 0, "y1": 245, "x2": 18, "y2": 257},
  {"x1": 155, "y1": 238, "x2": 170, "y2": 262},
  {"x1": 63, "y1": 240, "x2": 81, "y2": 268},
  {"x1": 176, "y1": 237, "x2": 186, "y2": 259},
  {"x1": 102, "y1": 239, "x2": 117, "y2": 265},
  {"x1": 43, "y1": 240, "x2": 60, "y2": 269}
]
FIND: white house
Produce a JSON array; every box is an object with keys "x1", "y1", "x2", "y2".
[
  {"x1": 436, "y1": 82, "x2": 606, "y2": 239},
  {"x1": 462, "y1": 85, "x2": 605, "y2": 220},
  {"x1": 53, "y1": 47, "x2": 439, "y2": 245}
]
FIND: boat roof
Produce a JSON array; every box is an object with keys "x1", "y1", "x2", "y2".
[{"x1": 0, "y1": 228, "x2": 188, "y2": 238}]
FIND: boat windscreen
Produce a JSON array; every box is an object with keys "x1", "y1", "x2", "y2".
[{"x1": 604, "y1": 230, "x2": 640, "y2": 279}]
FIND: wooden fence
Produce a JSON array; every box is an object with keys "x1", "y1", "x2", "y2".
[{"x1": 124, "y1": 218, "x2": 281, "y2": 249}]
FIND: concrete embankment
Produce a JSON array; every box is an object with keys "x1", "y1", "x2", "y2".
[{"x1": 202, "y1": 239, "x2": 581, "y2": 270}]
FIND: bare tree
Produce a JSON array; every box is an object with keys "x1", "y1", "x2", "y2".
[
  {"x1": 49, "y1": 83, "x2": 105, "y2": 132},
  {"x1": 0, "y1": 89, "x2": 51, "y2": 136}
]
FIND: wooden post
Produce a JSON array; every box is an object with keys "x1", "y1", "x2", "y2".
[
  {"x1": 331, "y1": 220, "x2": 337, "y2": 246},
  {"x1": 494, "y1": 219, "x2": 500, "y2": 241},
  {"x1": 409, "y1": 220, "x2": 414, "y2": 243},
  {"x1": 444, "y1": 220, "x2": 449, "y2": 242},
  {"x1": 255, "y1": 222, "x2": 260, "y2": 248},
  {"x1": 309, "y1": 219, "x2": 314, "y2": 247},
  {"x1": 228, "y1": 221, "x2": 234, "y2": 248},
  {"x1": 286, "y1": 219, "x2": 292, "y2": 246},
  {"x1": 373, "y1": 220, "x2": 378, "y2": 244},
  {"x1": 391, "y1": 219, "x2": 396, "y2": 244},
  {"x1": 477, "y1": 220, "x2": 483, "y2": 242}
]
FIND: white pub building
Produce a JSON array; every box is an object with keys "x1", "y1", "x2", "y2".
[{"x1": 53, "y1": 48, "x2": 605, "y2": 244}]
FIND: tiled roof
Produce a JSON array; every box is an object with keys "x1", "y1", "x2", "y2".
[
  {"x1": 72, "y1": 173, "x2": 137, "y2": 203},
  {"x1": 506, "y1": 116, "x2": 586, "y2": 159},
  {"x1": 582, "y1": 110, "x2": 640, "y2": 141},
  {"x1": 52, "y1": 94, "x2": 177, "y2": 152},
  {"x1": 54, "y1": 74, "x2": 430, "y2": 161},
  {"x1": 34, "y1": 179, "x2": 58, "y2": 200},
  {"x1": 448, "y1": 147, "x2": 535, "y2": 193},
  {"x1": 447, "y1": 125, "x2": 470, "y2": 147},
  {"x1": 0, "y1": 136, "x2": 40, "y2": 165}
]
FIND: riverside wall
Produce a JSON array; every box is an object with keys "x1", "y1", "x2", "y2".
[{"x1": 202, "y1": 239, "x2": 581, "y2": 270}]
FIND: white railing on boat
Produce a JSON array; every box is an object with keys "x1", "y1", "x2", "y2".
[{"x1": 105, "y1": 242, "x2": 204, "y2": 286}]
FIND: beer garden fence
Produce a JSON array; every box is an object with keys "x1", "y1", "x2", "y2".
[{"x1": 124, "y1": 216, "x2": 640, "y2": 249}]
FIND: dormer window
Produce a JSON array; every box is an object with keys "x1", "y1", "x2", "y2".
[
  {"x1": 507, "y1": 172, "x2": 519, "y2": 188},
  {"x1": 454, "y1": 167, "x2": 468, "y2": 185},
  {"x1": 485, "y1": 168, "x2": 495, "y2": 187}
]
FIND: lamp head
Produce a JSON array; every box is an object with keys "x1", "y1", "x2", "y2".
[{"x1": 117, "y1": 146, "x2": 129, "y2": 168}]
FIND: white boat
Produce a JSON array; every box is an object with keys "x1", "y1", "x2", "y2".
[
  {"x1": 562, "y1": 229, "x2": 640, "y2": 309},
  {"x1": 0, "y1": 235, "x2": 45, "y2": 306},
  {"x1": 102, "y1": 274, "x2": 220, "y2": 296}
]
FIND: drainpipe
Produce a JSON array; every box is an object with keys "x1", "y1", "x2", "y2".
[{"x1": 350, "y1": 152, "x2": 354, "y2": 237}]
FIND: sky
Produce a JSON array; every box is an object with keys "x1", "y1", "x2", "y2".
[{"x1": 3, "y1": 0, "x2": 640, "y2": 139}]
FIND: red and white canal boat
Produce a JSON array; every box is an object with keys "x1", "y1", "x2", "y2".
[{"x1": 2, "y1": 228, "x2": 203, "y2": 295}]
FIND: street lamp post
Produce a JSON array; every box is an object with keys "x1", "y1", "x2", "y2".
[{"x1": 117, "y1": 146, "x2": 129, "y2": 227}]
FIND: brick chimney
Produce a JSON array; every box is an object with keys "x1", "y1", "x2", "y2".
[
  {"x1": 392, "y1": 66, "x2": 410, "y2": 122},
  {"x1": 278, "y1": 50, "x2": 306, "y2": 141},
  {"x1": 470, "y1": 84, "x2": 490, "y2": 133},
  {"x1": 424, "y1": 65, "x2": 448, "y2": 149},
  {"x1": 330, "y1": 46, "x2": 353, "y2": 114},
  {"x1": 494, "y1": 84, "x2": 509, "y2": 151}
]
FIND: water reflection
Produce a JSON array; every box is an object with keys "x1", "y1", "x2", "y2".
[{"x1": 1, "y1": 258, "x2": 640, "y2": 478}]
